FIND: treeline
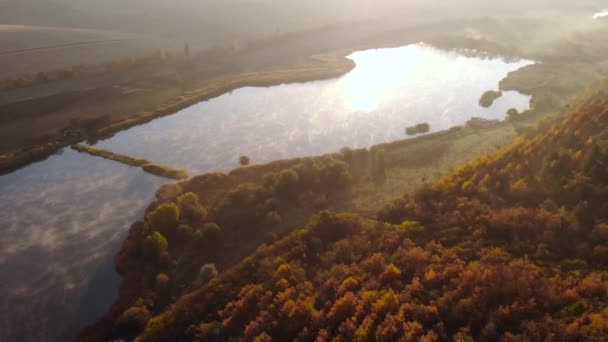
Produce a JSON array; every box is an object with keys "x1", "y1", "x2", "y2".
[
  {"x1": 143, "y1": 212, "x2": 607, "y2": 341},
  {"x1": 0, "y1": 48, "x2": 173, "y2": 91},
  {"x1": 379, "y1": 81, "x2": 608, "y2": 266},
  {"x1": 85, "y1": 81, "x2": 608, "y2": 341}
]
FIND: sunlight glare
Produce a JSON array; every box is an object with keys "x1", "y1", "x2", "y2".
[
  {"x1": 351, "y1": 95, "x2": 379, "y2": 112},
  {"x1": 593, "y1": 11, "x2": 608, "y2": 19},
  {"x1": 341, "y1": 44, "x2": 438, "y2": 113}
]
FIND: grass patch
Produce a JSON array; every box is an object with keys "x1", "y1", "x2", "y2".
[{"x1": 72, "y1": 144, "x2": 147, "y2": 166}]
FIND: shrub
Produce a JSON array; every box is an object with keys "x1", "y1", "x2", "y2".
[
  {"x1": 199, "y1": 264, "x2": 218, "y2": 283},
  {"x1": 507, "y1": 108, "x2": 520, "y2": 120},
  {"x1": 479, "y1": 90, "x2": 502, "y2": 107},
  {"x1": 318, "y1": 158, "x2": 352, "y2": 188},
  {"x1": 274, "y1": 169, "x2": 300, "y2": 195},
  {"x1": 142, "y1": 164, "x2": 188, "y2": 180},
  {"x1": 177, "y1": 192, "x2": 207, "y2": 223},
  {"x1": 560, "y1": 301, "x2": 586, "y2": 318},
  {"x1": 380, "y1": 264, "x2": 402, "y2": 284},
  {"x1": 328, "y1": 292, "x2": 357, "y2": 326},
  {"x1": 177, "y1": 224, "x2": 194, "y2": 239},
  {"x1": 338, "y1": 276, "x2": 360, "y2": 295},
  {"x1": 156, "y1": 273, "x2": 170, "y2": 289},
  {"x1": 114, "y1": 305, "x2": 151, "y2": 338},
  {"x1": 265, "y1": 211, "x2": 282, "y2": 226},
  {"x1": 373, "y1": 290, "x2": 399, "y2": 315},
  {"x1": 254, "y1": 332, "x2": 272, "y2": 342},
  {"x1": 405, "y1": 123, "x2": 431, "y2": 136},
  {"x1": 561, "y1": 259, "x2": 588, "y2": 271},
  {"x1": 264, "y1": 232, "x2": 278, "y2": 244},
  {"x1": 313, "y1": 194, "x2": 329, "y2": 210},
  {"x1": 308, "y1": 211, "x2": 361, "y2": 244},
  {"x1": 202, "y1": 222, "x2": 221, "y2": 241},
  {"x1": 240, "y1": 156, "x2": 251, "y2": 166},
  {"x1": 147, "y1": 203, "x2": 180, "y2": 232},
  {"x1": 142, "y1": 232, "x2": 168, "y2": 259}
]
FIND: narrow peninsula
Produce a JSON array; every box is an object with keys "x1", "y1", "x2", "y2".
[{"x1": 72, "y1": 144, "x2": 189, "y2": 180}]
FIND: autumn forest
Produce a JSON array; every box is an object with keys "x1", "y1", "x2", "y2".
[{"x1": 78, "y1": 81, "x2": 608, "y2": 341}]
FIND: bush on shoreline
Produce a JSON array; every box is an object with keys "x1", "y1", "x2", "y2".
[
  {"x1": 405, "y1": 123, "x2": 430, "y2": 136},
  {"x1": 479, "y1": 90, "x2": 503, "y2": 107}
]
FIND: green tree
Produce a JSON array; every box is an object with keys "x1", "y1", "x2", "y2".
[
  {"x1": 114, "y1": 305, "x2": 151, "y2": 338},
  {"x1": 199, "y1": 263, "x2": 218, "y2": 283},
  {"x1": 177, "y1": 192, "x2": 207, "y2": 223},
  {"x1": 240, "y1": 156, "x2": 251, "y2": 166},
  {"x1": 274, "y1": 169, "x2": 299, "y2": 196},
  {"x1": 202, "y1": 222, "x2": 221, "y2": 241},
  {"x1": 147, "y1": 203, "x2": 180, "y2": 231},
  {"x1": 142, "y1": 232, "x2": 168, "y2": 259},
  {"x1": 507, "y1": 108, "x2": 520, "y2": 120}
]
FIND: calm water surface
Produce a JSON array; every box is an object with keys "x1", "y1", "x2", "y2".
[
  {"x1": 0, "y1": 151, "x2": 165, "y2": 340},
  {"x1": 97, "y1": 44, "x2": 533, "y2": 173},
  {"x1": 0, "y1": 43, "x2": 532, "y2": 341}
]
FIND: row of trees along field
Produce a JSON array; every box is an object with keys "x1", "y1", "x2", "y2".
[
  {"x1": 0, "y1": 46, "x2": 184, "y2": 91},
  {"x1": 95, "y1": 80, "x2": 607, "y2": 341}
]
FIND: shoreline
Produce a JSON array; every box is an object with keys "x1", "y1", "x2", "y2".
[
  {"x1": 0, "y1": 36, "x2": 567, "y2": 177},
  {"x1": 0, "y1": 54, "x2": 355, "y2": 175}
]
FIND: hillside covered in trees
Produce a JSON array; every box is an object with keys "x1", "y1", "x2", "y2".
[{"x1": 81, "y1": 81, "x2": 608, "y2": 341}]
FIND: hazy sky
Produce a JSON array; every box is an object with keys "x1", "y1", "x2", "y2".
[{"x1": 1, "y1": 0, "x2": 606, "y2": 44}]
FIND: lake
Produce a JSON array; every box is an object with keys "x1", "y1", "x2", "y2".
[
  {"x1": 96, "y1": 44, "x2": 533, "y2": 173},
  {"x1": 0, "y1": 43, "x2": 533, "y2": 341}
]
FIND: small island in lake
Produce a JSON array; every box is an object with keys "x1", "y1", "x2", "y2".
[
  {"x1": 479, "y1": 90, "x2": 503, "y2": 107},
  {"x1": 405, "y1": 122, "x2": 431, "y2": 136}
]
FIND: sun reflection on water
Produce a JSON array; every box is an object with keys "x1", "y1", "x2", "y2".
[
  {"x1": 341, "y1": 44, "x2": 440, "y2": 113},
  {"x1": 593, "y1": 11, "x2": 608, "y2": 19},
  {"x1": 350, "y1": 96, "x2": 379, "y2": 112}
]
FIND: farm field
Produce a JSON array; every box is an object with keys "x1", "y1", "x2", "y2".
[{"x1": 0, "y1": 25, "x2": 179, "y2": 79}]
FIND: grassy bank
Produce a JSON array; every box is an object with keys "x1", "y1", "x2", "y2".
[
  {"x1": 71, "y1": 144, "x2": 188, "y2": 180},
  {"x1": 0, "y1": 142, "x2": 62, "y2": 175},
  {"x1": 94, "y1": 54, "x2": 355, "y2": 138},
  {"x1": 0, "y1": 54, "x2": 354, "y2": 175}
]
